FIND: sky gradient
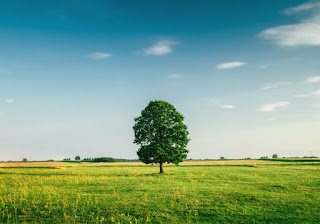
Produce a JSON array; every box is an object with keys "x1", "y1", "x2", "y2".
[{"x1": 1, "y1": 0, "x2": 320, "y2": 161}]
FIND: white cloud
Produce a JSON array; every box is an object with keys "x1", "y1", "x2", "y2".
[
  {"x1": 89, "y1": 52, "x2": 112, "y2": 60},
  {"x1": 259, "y1": 2, "x2": 320, "y2": 47},
  {"x1": 262, "y1": 82, "x2": 292, "y2": 90},
  {"x1": 259, "y1": 21, "x2": 320, "y2": 47},
  {"x1": 140, "y1": 41, "x2": 178, "y2": 56},
  {"x1": 168, "y1": 74, "x2": 183, "y2": 79},
  {"x1": 305, "y1": 76, "x2": 320, "y2": 83},
  {"x1": 293, "y1": 94, "x2": 309, "y2": 98},
  {"x1": 257, "y1": 65, "x2": 269, "y2": 69},
  {"x1": 283, "y1": 2, "x2": 320, "y2": 15},
  {"x1": 216, "y1": 62, "x2": 247, "y2": 70},
  {"x1": 258, "y1": 102, "x2": 290, "y2": 112},
  {"x1": 220, "y1": 105, "x2": 237, "y2": 109},
  {"x1": 6, "y1": 99, "x2": 14, "y2": 103},
  {"x1": 312, "y1": 89, "x2": 320, "y2": 95},
  {"x1": 262, "y1": 76, "x2": 320, "y2": 91}
]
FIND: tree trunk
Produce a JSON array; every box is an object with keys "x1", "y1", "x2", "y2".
[{"x1": 160, "y1": 162, "x2": 164, "y2": 173}]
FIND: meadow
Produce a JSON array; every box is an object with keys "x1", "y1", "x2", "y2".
[{"x1": 0, "y1": 160, "x2": 320, "y2": 223}]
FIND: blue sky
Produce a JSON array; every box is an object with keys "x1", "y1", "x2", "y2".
[{"x1": 1, "y1": 0, "x2": 320, "y2": 161}]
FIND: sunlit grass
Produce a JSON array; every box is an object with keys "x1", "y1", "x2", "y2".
[{"x1": 0, "y1": 160, "x2": 319, "y2": 223}]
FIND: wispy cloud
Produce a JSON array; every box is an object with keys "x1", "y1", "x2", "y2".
[
  {"x1": 283, "y1": 2, "x2": 320, "y2": 15},
  {"x1": 312, "y1": 89, "x2": 320, "y2": 95},
  {"x1": 293, "y1": 94, "x2": 309, "y2": 98},
  {"x1": 262, "y1": 82, "x2": 292, "y2": 90},
  {"x1": 292, "y1": 88, "x2": 320, "y2": 98},
  {"x1": 259, "y1": 2, "x2": 320, "y2": 47},
  {"x1": 206, "y1": 98, "x2": 237, "y2": 109},
  {"x1": 5, "y1": 99, "x2": 14, "y2": 103},
  {"x1": 220, "y1": 105, "x2": 237, "y2": 109},
  {"x1": 257, "y1": 65, "x2": 269, "y2": 69},
  {"x1": 168, "y1": 74, "x2": 183, "y2": 79},
  {"x1": 89, "y1": 52, "x2": 112, "y2": 60},
  {"x1": 305, "y1": 76, "x2": 320, "y2": 83},
  {"x1": 258, "y1": 102, "x2": 290, "y2": 112},
  {"x1": 262, "y1": 76, "x2": 320, "y2": 90},
  {"x1": 216, "y1": 62, "x2": 247, "y2": 70},
  {"x1": 140, "y1": 41, "x2": 178, "y2": 56}
]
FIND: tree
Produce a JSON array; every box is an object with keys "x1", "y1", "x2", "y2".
[
  {"x1": 75, "y1": 156, "x2": 81, "y2": 161},
  {"x1": 23, "y1": 158, "x2": 27, "y2": 162},
  {"x1": 272, "y1": 154, "x2": 278, "y2": 158},
  {"x1": 133, "y1": 100, "x2": 190, "y2": 173}
]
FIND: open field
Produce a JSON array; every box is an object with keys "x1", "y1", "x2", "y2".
[{"x1": 1, "y1": 160, "x2": 320, "y2": 223}]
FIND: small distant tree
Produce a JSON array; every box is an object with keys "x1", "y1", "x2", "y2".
[
  {"x1": 220, "y1": 156, "x2": 225, "y2": 160},
  {"x1": 23, "y1": 158, "x2": 27, "y2": 162},
  {"x1": 272, "y1": 154, "x2": 278, "y2": 159},
  {"x1": 75, "y1": 156, "x2": 81, "y2": 161},
  {"x1": 133, "y1": 100, "x2": 190, "y2": 173}
]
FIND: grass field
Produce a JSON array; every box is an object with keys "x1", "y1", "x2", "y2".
[{"x1": 0, "y1": 160, "x2": 320, "y2": 223}]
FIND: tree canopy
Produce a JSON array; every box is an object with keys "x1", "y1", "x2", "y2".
[{"x1": 133, "y1": 100, "x2": 190, "y2": 173}]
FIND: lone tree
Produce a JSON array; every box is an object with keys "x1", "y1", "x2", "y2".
[{"x1": 133, "y1": 100, "x2": 190, "y2": 173}]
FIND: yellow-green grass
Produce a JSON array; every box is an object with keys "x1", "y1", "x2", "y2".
[{"x1": 0, "y1": 160, "x2": 319, "y2": 223}]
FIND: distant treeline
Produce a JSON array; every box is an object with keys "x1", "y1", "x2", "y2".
[
  {"x1": 260, "y1": 157, "x2": 320, "y2": 162},
  {"x1": 82, "y1": 157, "x2": 140, "y2": 163}
]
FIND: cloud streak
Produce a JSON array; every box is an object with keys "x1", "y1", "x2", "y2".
[
  {"x1": 168, "y1": 74, "x2": 183, "y2": 79},
  {"x1": 262, "y1": 76, "x2": 320, "y2": 90},
  {"x1": 283, "y1": 2, "x2": 320, "y2": 15},
  {"x1": 305, "y1": 76, "x2": 320, "y2": 83},
  {"x1": 258, "y1": 102, "x2": 290, "y2": 112},
  {"x1": 5, "y1": 99, "x2": 14, "y2": 103},
  {"x1": 216, "y1": 62, "x2": 247, "y2": 70},
  {"x1": 262, "y1": 82, "x2": 292, "y2": 90},
  {"x1": 293, "y1": 94, "x2": 309, "y2": 98},
  {"x1": 89, "y1": 52, "x2": 112, "y2": 60},
  {"x1": 140, "y1": 41, "x2": 178, "y2": 56},
  {"x1": 220, "y1": 105, "x2": 237, "y2": 109},
  {"x1": 312, "y1": 89, "x2": 320, "y2": 95}
]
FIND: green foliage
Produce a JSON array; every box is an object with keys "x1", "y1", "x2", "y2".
[
  {"x1": 133, "y1": 100, "x2": 190, "y2": 170},
  {"x1": 83, "y1": 157, "x2": 140, "y2": 163},
  {"x1": 93, "y1": 157, "x2": 117, "y2": 162}
]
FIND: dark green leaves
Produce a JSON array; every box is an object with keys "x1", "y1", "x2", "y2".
[{"x1": 133, "y1": 100, "x2": 190, "y2": 166}]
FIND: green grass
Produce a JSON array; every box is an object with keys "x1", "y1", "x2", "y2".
[{"x1": 0, "y1": 161, "x2": 320, "y2": 223}]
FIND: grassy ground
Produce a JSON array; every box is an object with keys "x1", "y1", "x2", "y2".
[{"x1": 0, "y1": 160, "x2": 319, "y2": 223}]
